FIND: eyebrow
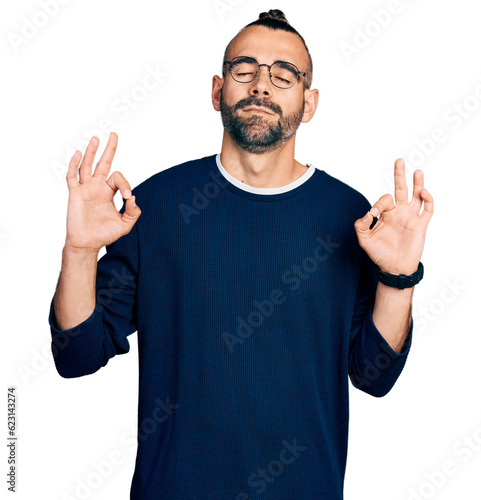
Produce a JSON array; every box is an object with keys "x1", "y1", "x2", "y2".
[
  {"x1": 274, "y1": 60, "x2": 298, "y2": 71},
  {"x1": 230, "y1": 56, "x2": 299, "y2": 69},
  {"x1": 228, "y1": 55, "x2": 256, "y2": 63}
]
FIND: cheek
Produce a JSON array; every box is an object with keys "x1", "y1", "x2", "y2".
[
  {"x1": 222, "y1": 82, "x2": 248, "y2": 107},
  {"x1": 279, "y1": 94, "x2": 304, "y2": 116}
]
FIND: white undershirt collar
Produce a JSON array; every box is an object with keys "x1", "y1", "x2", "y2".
[{"x1": 215, "y1": 153, "x2": 316, "y2": 195}]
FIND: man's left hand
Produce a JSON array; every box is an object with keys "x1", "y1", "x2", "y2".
[{"x1": 354, "y1": 158, "x2": 434, "y2": 275}]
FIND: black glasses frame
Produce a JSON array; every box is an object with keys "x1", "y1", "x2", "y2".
[{"x1": 223, "y1": 56, "x2": 307, "y2": 89}]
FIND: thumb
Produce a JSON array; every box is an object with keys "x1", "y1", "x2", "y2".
[{"x1": 121, "y1": 195, "x2": 141, "y2": 227}]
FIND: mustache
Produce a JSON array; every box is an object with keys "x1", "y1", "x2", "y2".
[{"x1": 233, "y1": 96, "x2": 282, "y2": 117}]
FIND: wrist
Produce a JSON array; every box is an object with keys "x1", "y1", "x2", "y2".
[
  {"x1": 379, "y1": 263, "x2": 419, "y2": 275},
  {"x1": 377, "y1": 280, "x2": 415, "y2": 295},
  {"x1": 378, "y1": 262, "x2": 424, "y2": 290},
  {"x1": 62, "y1": 244, "x2": 99, "y2": 263}
]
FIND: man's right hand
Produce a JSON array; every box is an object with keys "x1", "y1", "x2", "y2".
[{"x1": 64, "y1": 132, "x2": 141, "y2": 253}]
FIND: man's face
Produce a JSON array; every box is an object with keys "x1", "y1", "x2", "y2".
[{"x1": 219, "y1": 26, "x2": 310, "y2": 155}]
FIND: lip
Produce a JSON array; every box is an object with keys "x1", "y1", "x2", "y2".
[{"x1": 242, "y1": 106, "x2": 274, "y2": 115}]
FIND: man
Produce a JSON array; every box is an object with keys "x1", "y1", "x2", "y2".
[{"x1": 49, "y1": 9, "x2": 433, "y2": 499}]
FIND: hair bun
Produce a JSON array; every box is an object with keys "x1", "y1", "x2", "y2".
[{"x1": 258, "y1": 9, "x2": 289, "y2": 23}]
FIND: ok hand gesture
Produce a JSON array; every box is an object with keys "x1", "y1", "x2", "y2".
[
  {"x1": 64, "y1": 132, "x2": 141, "y2": 253},
  {"x1": 354, "y1": 159, "x2": 434, "y2": 275}
]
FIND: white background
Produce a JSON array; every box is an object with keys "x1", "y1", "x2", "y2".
[{"x1": 2, "y1": 0, "x2": 480, "y2": 499}]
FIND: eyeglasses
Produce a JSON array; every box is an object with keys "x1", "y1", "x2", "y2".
[{"x1": 223, "y1": 56, "x2": 307, "y2": 89}]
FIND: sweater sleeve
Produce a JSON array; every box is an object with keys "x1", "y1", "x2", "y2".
[
  {"x1": 48, "y1": 198, "x2": 139, "y2": 379},
  {"x1": 348, "y1": 247, "x2": 413, "y2": 398}
]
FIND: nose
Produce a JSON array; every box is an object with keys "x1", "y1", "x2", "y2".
[{"x1": 248, "y1": 64, "x2": 272, "y2": 97}]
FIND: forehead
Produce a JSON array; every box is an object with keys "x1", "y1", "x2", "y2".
[{"x1": 228, "y1": 25, "x2": 308, "y2": 69}]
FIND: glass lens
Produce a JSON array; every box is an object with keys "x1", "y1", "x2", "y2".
[
  {"x1": 271, "y1": 62, "x2": 298, "y2": 88},
  {"x1": 230, "y1": 57, "x2": 259, "y2": 83}
]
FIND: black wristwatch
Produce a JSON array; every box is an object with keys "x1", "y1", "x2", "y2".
[{"x1": 378, "y1": 262, "x2": 424, "y2": 289}]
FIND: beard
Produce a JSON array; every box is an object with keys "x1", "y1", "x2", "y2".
[{"x1": 219, "y1": 89, "x2": 305, "y2": 155}]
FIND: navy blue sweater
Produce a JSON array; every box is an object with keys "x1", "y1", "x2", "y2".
[{"x1": 48, "y1": 154, "x2": 412, "y2": 499}]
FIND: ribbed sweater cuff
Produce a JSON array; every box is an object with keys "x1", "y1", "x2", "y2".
[{"x1": 48, "y1": 295, "x2": 106, "y2": 378}]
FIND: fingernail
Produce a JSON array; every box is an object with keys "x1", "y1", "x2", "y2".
[
  {"x1": 370, "y1": 207, "x2": 378, "y2": 216},
  {"x1": 124, "y1": 189, "x2": 131, "y2": 198},
  {"x1": 362, "y1": 213, "x2": 369, "y2": 222}
]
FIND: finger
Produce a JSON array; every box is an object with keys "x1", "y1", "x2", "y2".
[
  {"x1": 369, "y1": 193, "x2": 395, "y2": 217},
  {"x1": 410, "y1": 169, "x2": 424, "y2": 213},
  {"x1": 394, "y1": 158, "x2": 409, "y2": 204},
  {"x1": 78, "y1": 136, "x2": 100, "y2": 183},
  {"x1": 66, "y1": 150, "x2": 82, "y2": 189},
  {"x1": 93, "y1": 131, "x2": 118, "y2": 178},
  {"x1": 419, "y1": 188, "x2": 434, "y2": 224},
  {"x1": 106, "y1": 170, "x2": 133, "y2": 199},
  {"x1": 121, "y1": 196, "x2": 141, "y2": 227},
  {"x1": 354, "y1": 209, "x2": 375, "y2": 236}
]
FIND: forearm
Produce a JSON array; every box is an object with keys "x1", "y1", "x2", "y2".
[
  {"x1": 52, "y1": 245, "x2": 99, "y2": 330},
  {"x1": 372, "y1": 282, "x2": 414, "y2": 353}
]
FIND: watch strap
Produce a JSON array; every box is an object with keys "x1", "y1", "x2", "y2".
[{"x1": 378, "y1": 262, "x2": 424, "y2": 289}]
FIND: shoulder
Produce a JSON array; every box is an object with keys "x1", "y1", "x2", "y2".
[
  {"x1": 315, "y1": 168, "x2": 372, "y2": 215},
  {"x1": 131, "y1": 154, "x2": 217, "y2": 201}
]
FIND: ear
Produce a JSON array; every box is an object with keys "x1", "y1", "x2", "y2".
[
  {"x1": 301, "y1": 88, "x2": 319, "y2": 123},
  {"x1": 212, "y1": 75, "x2": 224, "y2": 112}
]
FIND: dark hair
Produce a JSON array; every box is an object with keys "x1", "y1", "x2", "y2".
[{"x1": 222, "y1": 9, "x2": 313, "y2": 89}]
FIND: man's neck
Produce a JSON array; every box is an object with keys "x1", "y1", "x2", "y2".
[{"x1": 219, "y1": 132, "x2": 308, "y2": 189}]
